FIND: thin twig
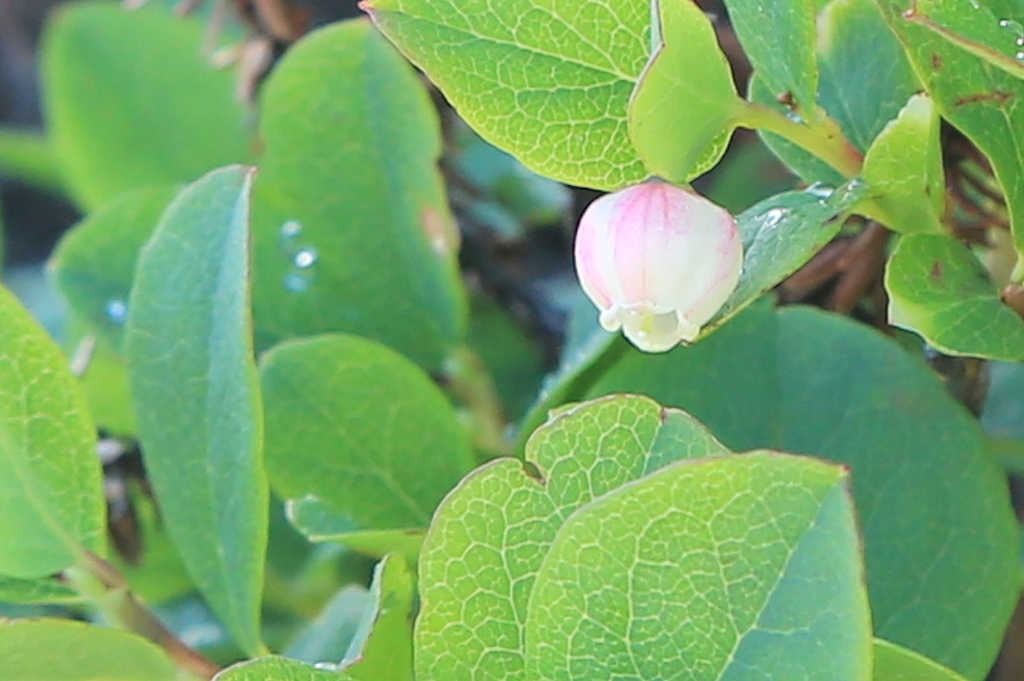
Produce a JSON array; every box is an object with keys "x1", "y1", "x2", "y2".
[
  {"x1": 69, "y1": 551, "x2": 221, "y2": 679},
  {"x1": 829, "y1": 223, "x2": 889, "y2": 314}
]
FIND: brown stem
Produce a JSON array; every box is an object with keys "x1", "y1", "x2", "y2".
[
  {"x1": 779, "y1": 240, "x2": 851, "y2": 301},
  {"x1": 72, "y1": 551, "x2": 221, "y2": 679},
  {"x1": 829, "y1": 223, "x2": 890, "y2": 314}
]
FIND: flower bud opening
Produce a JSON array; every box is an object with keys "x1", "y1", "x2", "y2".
[{"x1": 574, "y1": 182, "x2": 743, "y2": 353}]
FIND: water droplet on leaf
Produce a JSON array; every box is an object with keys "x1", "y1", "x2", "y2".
[
  {"x1": 106, "y1": 299, "x2": 128, "y2": 324},
  {"x1": 294, "y1": 248, "x2": 318, "y2": 269},
  {"x1": 757, "y1": 208, "x2": 786, "y2": 229}
]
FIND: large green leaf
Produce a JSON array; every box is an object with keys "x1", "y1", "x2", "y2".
[
  {"x1": 416, "y1": 395, "x2": 730, "y2": 681},
  {"x1": 582, "y1": 303, "x2": 1018, "y2": 679},
  {"x1": 723, "y1": 0, "x2": 818, "y2": 112},
  {"x1": 215, "y1": 657, "x2": 357, "y2": 681},
  {"x1": 365, "y1": 0, "x2": 650, "y2": 190},
  {"x1": 873, "y1": 639, "x2": 970, "y2": 681},
  {"x1": 41, "y1": 2, "x2": 252, "y2": 209},
  {"x1": 627, "y1": 0, "x2": 741, "y2": 181},
  {"x1": 0, "y1": 618, "x2": 177, "y2": 681},
  {"x1": 860, "y1": 94, "x2": 946, "y2": 234},
  {"x1": 51, "y1": 186, "x2": 177, "y2": 348},
  {"x1": 875, "y1": 0, "x2": 1024, "y2": 260},
  {"x1": 125, "y1": 166, "x2": 267, "y2": 656},
  {"x1": 517, "y1": 181, "x2": 868, "y2": 444},
  {"x1": 0, "y1": 285, "x2": 104, "y2": 578},
  {"x1": 885, "y1": 233, "x2": 1024, "y2": 361},
  {"x1": 260, "y1": 334, "x2": 475, "y2": 535},
  {"x1": 526, "y1": 452, "x2": 870, "y2": 681},
  {"x1": 252, "y1": 20, "x2": 465, "y2": 370},
  {"x1": 343, "y1": 554, "x2": 415, "y2": 680}
]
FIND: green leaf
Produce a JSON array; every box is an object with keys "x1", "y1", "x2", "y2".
[
  {"x1": 875, "y1": 0, "x2": 1024, "y2": 260},
  {"x1": 252, "y1": 20, "x2": 465, "y2": 370},
  {"x1": 0, "y1": 576, "x2": 79, "y2": 604},
  {"x1": 365, "y1": 0, "x2": 650, "y2": 190},
  {"x1": 582, "y1": 303, "x2": 1018, "y2": 679},
  {"x1": 860, "y1": 94, "x2": 946, "y2": 234},
  {"x1": 125, "y1": 166, "x2": 267, "y2": 655},
  {"x1": 0, "y1": 285, "x2": 105, "y2": 578},
  {"x1": 0, "y1": 618, "x2": 177, "y2": 681},
  {"x1": 526, "y1": 452, "x2": 870, "y2": 681},
  {"x1": 873, "y1": 639, "x2": 970, "y2": 681},
  {"x1": 416, "y1": 395, "x2": 729, "y2": 681},
  {"x1": 752, "y1": 0, "x2": 918, "y2": 182},
  {"x1": 817, "y1": 0, "x2": 920, "y2": 151},
  {"x1": 343, "y1": 554, "x2": 415, "y2": 680},
  {"x1": 215, "y1": 657, "x2": 357, "y2": 681},
  {"x1": 627, "y1": 0, "x2": 741, "y2": 181},
  {"x1": 723, "y1": 0, "x2": 818, "y2": 112},
  {"x1": 885, "y1": 233, "x2": 1024, "y2": 361},
  {"x1": 284, "y1": 585, "x2": 371, "y2": 664},
  {"x1": 707, "y1": 179, "x2": 868, "y2": 328},
  {"x1": 900, "y1": 0, "x2": 1024, "y2": 81},
  {"x1": 52, "y1": 187, "x2": 177, "y2": 349},
  {"x1": 288, "y1": 495, "x2": 426, "y2": 563},
  {"x1": 261, "y1": 334, "x2": 475, "y2": 534},
  {"x1": 41, "y1": 2, "x2": 253, "y2": 209}
]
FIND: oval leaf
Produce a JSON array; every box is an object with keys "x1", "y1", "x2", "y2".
[
  {"x1": 860, "y1": 94, "x2": 946, "y2": 234},
  {"x1": 628, "y1": 0, "x2": 741, "y2": 181},
  {"x1": 41, "y1": 3, "x2": 253, "y2": 209},
  {"x1": 261, "y1": 334, "x2": 475, "y2": 534},
  {"x1": 125, "y1": 166, "x2": 267, "y2": 655},
  {"x1": 526, "y1": 452, "x2": 870, "y2": 681},
  {"x1": 364, "y1": 0, "x2": 650, "y2": 190},
  {"x1": 0, "y1": 285, "x2": 104, "y2": 578},
  {"x1": 885, "y1": 233, "x2": 1024, "y2": 361},
  {"x1": 252, "y1": 20, "x2": 465, "y2": 370},
  {"x1": 0, "y1": 619, "x2": 177, "y2": 681}
]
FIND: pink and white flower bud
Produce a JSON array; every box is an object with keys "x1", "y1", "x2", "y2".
[{"x1": 574, "y1": 182, "x2": 743, "y2": 352}]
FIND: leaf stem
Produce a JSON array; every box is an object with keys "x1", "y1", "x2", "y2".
[
  {"x1": 443, "y1": 346, "x2": 513, "y2": 459},
  {"x1": 0, "y1": 127, "x2": 65, "y2": 194},
  {"x1": 737, "y1": 101, "x2": 864, "y2": 179},
  {"x1": 66, "y1": 550, "x2": 221, "y2": 680}
]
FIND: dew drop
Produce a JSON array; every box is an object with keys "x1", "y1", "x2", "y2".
[
  {"x1": 284, "y1": 271, "x2": 314, "y2": 292},
  {"x1": 106, "y1": 299, "x2": 128, "y2": 324},
  {"x1": 1017, "y1": 37, "x2": 1024, "y2": 46},
  {"x1": 1018, "y1": 51, "x2": 1024, "y2": 60},
  {"x1": 758, "y1": 208, "x2": 786, "y2": 228},
  {"x1": 805, "y1": 182, "x2": 836, "y2": 200},
  {"x1": 294, "y1": 247, "x2": 318, "y2": 269},
  {"x1": 279, "y1": 219, "x2": 303, "y2": 254}
]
